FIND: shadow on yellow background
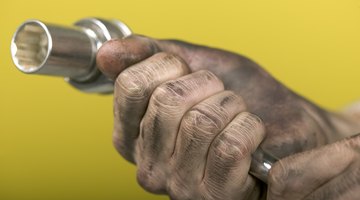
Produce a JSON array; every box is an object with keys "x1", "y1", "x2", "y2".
[{"x1": 1, "y1": 0, "x2": 360, "y2": 199}]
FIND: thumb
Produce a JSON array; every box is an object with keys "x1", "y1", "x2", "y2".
[
  {"x1": 96, "y1": 35, "x2": 194, "y2": 80},
  {"x1": 96, "y1": 34, "x2": 246, "y2": 80}
]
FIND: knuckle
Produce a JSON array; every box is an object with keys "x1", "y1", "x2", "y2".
[
  {"x1": 136, "y1": 164, "x2": 165, "y2": 194},
  {"x1": 182, "y1": 106, "x2": 223, "y2": 136},
  {"x1": 237, "y1": 112, "x2": 264, "y2": 127},
  {"x1": 221, "y1": 91, "x2": 245, "y2": 106},
  {"x1": 151, "y1": 81, "x2": 187, "y2": 107},
  {"x1": 198, "y1": 69, "x2": 219, "y2": 82},
  {"x1": 115, "y1": 69, "x2": 150, "y2": 100},
  {"x1": 180, "y1": 91, "x2": 245, "y2": 138},
  {"x1": 232, "y1": 112, "x2": 265, "y2": 147},
  {"x1": 212, "y1": 131, "x2": 247, "y2": 162},
  {"x1": 210, "y1": 112, "x2": 265, "y2": 163},
  {"x1": 152, "y1": 52, "x2": 189, "y2": 72},
  {"x1": 225, "y1": 92, "x2": 247, "y2": 112},
  {"x1": 114, "y1": 52, "x2": 190, "y2": 102},
  {"x1": 198, "y1": 69, "x2": 224, "y2": 87}
]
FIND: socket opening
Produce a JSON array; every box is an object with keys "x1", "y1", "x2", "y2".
[{"x1": 11, "y1": 20, "x2": 51, "y2": 73}]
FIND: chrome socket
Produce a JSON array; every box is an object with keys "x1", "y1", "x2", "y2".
[{"x1": 11, "y1": 18, "x2": 132, "y2": 93}]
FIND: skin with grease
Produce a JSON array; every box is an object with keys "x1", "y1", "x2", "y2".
[{"x1": 96, "y1": 35, "x2": 360, "y2": 200}]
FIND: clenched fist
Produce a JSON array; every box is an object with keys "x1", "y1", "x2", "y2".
[{"x1": 96, "y1": 35, "x2": 360, "y2": 199}]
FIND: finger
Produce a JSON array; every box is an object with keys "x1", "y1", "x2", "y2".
[
  {"x1": 167, "y1": 91, "x2": 246, "y2": 198},
  {"x1": 302, "y1": 162, "x2": 360, "y2": 200},
  {"x1": 96, "y1": 35, "x2": 252, "y2": 80},
  {"x1": 267, "y1": 134, "x2": 360, "y2": 200},
  {"x1": 97, "y1": 35, "x2": 160, "y2": 80},
  {"x1": 113, "y1": 52, "x2": 189, "y2": 163},
  {"x1": 135, "y1": 70, "x2": 224, "y2": 193},
  {"x1": 201, "y1": 112, "x2": 266, "y2": 200}
]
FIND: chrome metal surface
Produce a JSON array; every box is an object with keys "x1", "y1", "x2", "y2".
[
  {"x1": 11, "y1": 18, "x2": 132, "y2": 93},
  {"x1": 250, "y1": 147, "x2": 278, "y2": 183}
]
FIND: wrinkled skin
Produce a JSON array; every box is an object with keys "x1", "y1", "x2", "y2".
[
  {"x1": 96, "y1": 35, "x2": 360, "y2": 199},
  {"x1": 268, "y1": 133, "x2": 360, "y2": 200}
]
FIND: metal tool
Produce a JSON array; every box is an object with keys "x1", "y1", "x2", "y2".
[
  {"x1": 11, "y1": 18, "x2": 131, "y2": 93},
  {"x1": 11, "y1": 18, "x2": 277, "y2": 183}
]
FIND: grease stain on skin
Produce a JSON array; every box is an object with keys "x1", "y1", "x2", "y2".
[
  {"x1": 220, "y1": 96, "x2": 231, "y2": 107},
  {"x1": 166, "y1": 81, "x2": 185, "y2": 96}
]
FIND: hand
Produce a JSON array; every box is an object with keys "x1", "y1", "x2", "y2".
[
  {"x1": 101, "y1": 51, "x2": 266, "y2": 199},
  {"x1": 267, "y1": 133, "x2": 360, "y2": 200},
  {"x1": 96, "y1": 35, "x2": 360, "y2": 199}
]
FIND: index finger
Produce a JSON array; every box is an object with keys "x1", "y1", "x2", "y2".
[{"x1": 267, "y1": 134, "x2": 360, "y2": 200}]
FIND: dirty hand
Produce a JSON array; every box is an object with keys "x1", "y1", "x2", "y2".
[
  {"x1": 268, "y1": 133, "x2": 360, "y2": 200},
  {"x1": 96, "y1": 35, "x2": 360, "y2": 199}
]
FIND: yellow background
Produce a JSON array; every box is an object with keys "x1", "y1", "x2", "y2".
[{"x1": 1, "y1": 0, "x2": 360, "y2": 199}]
